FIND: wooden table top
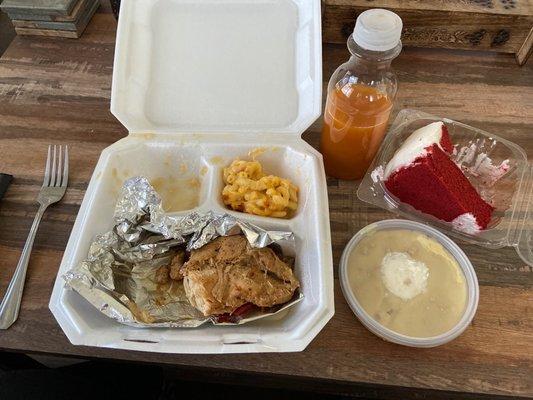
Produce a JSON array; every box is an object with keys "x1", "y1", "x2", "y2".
[{"x1": 0, "y1": 5, "x2": 532, "y2": 399}]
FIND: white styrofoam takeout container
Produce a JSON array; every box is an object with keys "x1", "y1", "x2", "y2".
[{"x1": 49, "y1": 0, "x2": 334, "y2": 353}]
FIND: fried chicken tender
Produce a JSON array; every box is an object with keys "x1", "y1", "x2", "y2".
[{"x1": 181, "y1": 235, "x2": 299, "y2": 316}]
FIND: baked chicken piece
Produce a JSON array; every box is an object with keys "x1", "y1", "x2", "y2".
[
  {"x1": 169, "y1": 250, "x2": 185, "y2": 280},
  {"x1": 153, "y1": 249, "x2": 186, "y2": 284},
  {"x1": 176, "y1": 235, "x2": 299, "y2": 316}
]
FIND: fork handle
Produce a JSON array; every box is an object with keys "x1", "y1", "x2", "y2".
[{"x1": 0, "y1": 204, "x2": 46, "y2": 329}]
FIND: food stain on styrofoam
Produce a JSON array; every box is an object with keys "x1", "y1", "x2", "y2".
[
  {"x1": 109, "y1": 168, "x2": 121, "y2": 198},
  {"x1": 109, "y1": 168, "x2": 133, "y2": 198},
  {"x1": 137, "y1": 132, "x2": 156, "y2": 140},
  {"x1": 248, "y1": 147, "x2": 267, "y2": 159},
  {"x1": 163, "y1": 154, "x2": 172, "y2": 167},
  {"x1": 151, "y1": 176, "x2": 200, "y2": 212},
  {"x1": 200, "y1": 166, "x2": 208, "y2": 176},
  {"x1": 210, "y1": 156, "x2": 225, "y2": 165}
]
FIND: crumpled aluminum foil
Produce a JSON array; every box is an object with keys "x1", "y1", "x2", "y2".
[{"x1": 64, "y1": 176, "x2": 302, "y2": 328}]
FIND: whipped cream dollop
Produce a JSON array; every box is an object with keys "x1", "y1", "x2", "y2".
[
  {"x1": 380, "y1": 252, "x2": 429, "y2": 300},
  {"x1": 384, "y1": 121, "x2": 445, "y2": 180}
]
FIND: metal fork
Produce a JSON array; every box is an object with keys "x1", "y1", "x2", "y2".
[{"x1": 0, "y1": 145, "x2": 69, "y2": 329}]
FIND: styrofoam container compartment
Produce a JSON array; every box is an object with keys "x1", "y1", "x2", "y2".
[{"x1": 49, "y1": 0, "x2": 334, "y2": 353}]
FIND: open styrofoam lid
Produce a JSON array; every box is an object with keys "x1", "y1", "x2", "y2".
[{"x1": 111, "y1": 0, "x2": 322, "y2": 135}]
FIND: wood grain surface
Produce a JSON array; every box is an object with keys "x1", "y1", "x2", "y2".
[
  {"x1": 325, "y1": 0, "x2": 533, "y2": 16},
  {"x1": 322, "y1": 0, "x2": 533, "y2": 64},
  {"x1": 0, "y1": 4, "x2": 532, "y2": 399}
]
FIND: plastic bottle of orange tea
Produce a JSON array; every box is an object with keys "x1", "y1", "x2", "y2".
[{"x1": 321, "y1": 9, "x2": 403, "y2": 180}]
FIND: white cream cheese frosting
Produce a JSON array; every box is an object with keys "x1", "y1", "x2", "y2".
[
  {"x1": 384, "y1": 121, "x2": 445, "y2": 180},
  {"x1": 451, "y1": 213, "x2": 482, "y2": 234}
]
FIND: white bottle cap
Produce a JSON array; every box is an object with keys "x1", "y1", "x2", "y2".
[{"x1": 352, "y1": 9, "x2": 403, "y2": 52}]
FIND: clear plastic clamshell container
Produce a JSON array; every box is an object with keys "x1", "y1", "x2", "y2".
[
  {"x1": 358, "y1": 109, "x2": 532, "y2": 266},
  {"x1": 49, "y1": 0, "x2": 334, "y2": 354}
]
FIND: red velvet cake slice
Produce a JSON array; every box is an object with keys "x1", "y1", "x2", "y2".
[{"x1": 383, "y1": 121, "x2": 493, "y2": 233}]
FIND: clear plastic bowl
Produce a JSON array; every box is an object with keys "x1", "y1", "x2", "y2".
[
  {"x1": 358, "y1": 109, "x2": 532, "y2": 266},
  {"x1": 339, "y1": 219, "x2": 479, "y2": 347}
]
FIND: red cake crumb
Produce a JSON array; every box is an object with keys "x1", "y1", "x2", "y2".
[{"x1": 384, "y1": 122, "x2": 494, "y2": 231}]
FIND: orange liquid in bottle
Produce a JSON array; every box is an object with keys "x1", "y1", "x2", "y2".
[{"x1": 321, "y1": 83, "x2": 392, "y2": 180}]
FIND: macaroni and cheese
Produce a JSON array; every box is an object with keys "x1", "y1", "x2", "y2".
[{"x1": 222, "y1": 160, "x2": 298, "y2": 218}]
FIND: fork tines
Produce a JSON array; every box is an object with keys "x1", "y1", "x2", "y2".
[{"x1": 43, "y1": 145, "x2": 69, "y2": 188}]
